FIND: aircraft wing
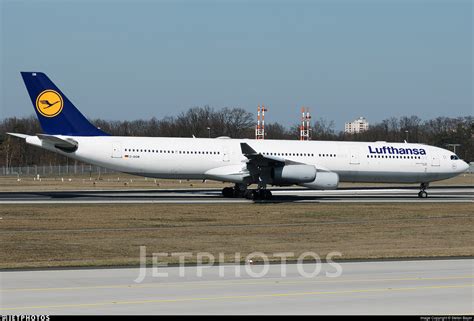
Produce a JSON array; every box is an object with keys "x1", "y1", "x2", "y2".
[
  {"x1": 240, "y1": 142, "x2": 320, "y2": 186},
  {"x1": 240, "y1": 143, "x2": 303, "y2": 166}
]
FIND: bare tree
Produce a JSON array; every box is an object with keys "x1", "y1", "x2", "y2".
[{"x1": 1, "y1": 112, "x2": 472, "y2": 166}]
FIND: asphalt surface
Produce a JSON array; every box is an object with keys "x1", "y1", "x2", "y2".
[
  {"x1": 0, "y1": 186, "x2": 472, "y2": 204},
  {"x1": 1, "y1": 259, "x2": 472, "y2": 315}
]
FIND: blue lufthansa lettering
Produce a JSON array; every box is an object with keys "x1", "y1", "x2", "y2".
[{"x1": 368, "y1": 146, "x2": 426, "y2": 155}]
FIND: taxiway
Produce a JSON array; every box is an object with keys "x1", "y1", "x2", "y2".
[{"x1": 1, "y1": 259, "x2": 472, "y2": 314}]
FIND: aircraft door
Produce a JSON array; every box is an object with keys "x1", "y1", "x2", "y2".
[
  {"x1": 350, "y1": 149, "x2": 360, "y2": 165},
  {"x1": 431, "y1": 155, "x2": 440, "y2": 167},
  {"x1": 112, "y1": 144, "x2": 122, "y2": 158},
  {"x1": 222, "y1": 146, "x2": 230, "y2": 162}
]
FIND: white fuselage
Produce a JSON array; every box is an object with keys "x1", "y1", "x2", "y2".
[{"x1": 25, "y1": 136, "x2": 469, "y2": 186}]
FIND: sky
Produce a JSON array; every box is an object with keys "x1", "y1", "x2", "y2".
[{"x1": 0, "y1": 0, "x2": 472, "y2": 129}]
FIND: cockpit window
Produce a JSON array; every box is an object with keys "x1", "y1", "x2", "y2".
[{"x1": 450, "y1": 155, "x2": 459, "y2": 160}]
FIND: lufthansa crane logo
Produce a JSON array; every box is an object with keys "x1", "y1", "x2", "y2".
[{"x1": 36, "y1": 90, "x2": 63, "y2": 117}]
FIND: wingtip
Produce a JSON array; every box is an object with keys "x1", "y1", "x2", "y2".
[{"x1": 240, "y1": 142, "x2": 257, "y2": 155}]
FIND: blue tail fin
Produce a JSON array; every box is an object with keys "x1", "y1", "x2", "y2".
[{"x1": 21, "y1": 72, "x2": 109, "y2": 136}]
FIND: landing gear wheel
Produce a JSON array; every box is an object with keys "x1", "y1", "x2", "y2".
[
  {"x1": 222, "y1": 187, "x2": 234, "y2": 198},
  {"x1": 252, "y1": 190, "x2": 260, "y2": 200},
  {"x1": 418, "y1": 182, "x2": 429, "y2": 198},
  {"x1": 245, "y1": 189, "x2": 273, "y2": 200},
  {"x1": 244, "y1": 190, "x2": 254, "y2": 200},
  {"x1": 262, "y1": 190, "x2": 272, "y2": 200},
  {"x1": 418, "y1": 191, "x2": 428, "y2": 198}
]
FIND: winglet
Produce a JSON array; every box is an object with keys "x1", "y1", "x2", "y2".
[
  {"x1": 240, "y1": 142, "x2": 302, "y2": 166},
  {"x1": 240, "y1": 143, "x2": 258, "y2": 155}
]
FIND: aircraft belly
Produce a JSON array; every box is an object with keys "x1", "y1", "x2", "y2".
[{"x1": 338, "y1": 170, "x2": 456, "y2": 183}]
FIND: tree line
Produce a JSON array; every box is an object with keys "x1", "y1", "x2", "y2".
[{"x1": 0, "y1": 106, "x2": 472, "y2": 168}]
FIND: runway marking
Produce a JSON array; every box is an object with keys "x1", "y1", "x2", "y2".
[
  {"x1": 3, "y1": 275, "x2": 473, "y2": 293},
  {"x1": 1, "y1": 284, "x2": 472, "y2": 312}
]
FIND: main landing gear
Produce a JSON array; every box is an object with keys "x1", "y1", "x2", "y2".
[
  {"x1": 222, "y1": 186, "x2": 236, "y2": 198},
  {"x1": 222, "y1": 184, "x2": 272, "y2": 200},
  {"x1": 418, "y1": 182, "x2": 429, "y2": 198},
  {"x1": 244, "y1": 189, "x2": 272, "y2": 200}
]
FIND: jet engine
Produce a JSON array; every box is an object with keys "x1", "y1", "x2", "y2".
[
  {"x1": 300, "y1": 171, "x2": 339, "y2": 190},
  {"x1": 271, "y1": 165, "x2": 317, "y2": 185}
]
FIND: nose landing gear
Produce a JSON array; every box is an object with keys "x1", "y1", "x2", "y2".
[{"x1": 418, "y1": 183, "x2": 429, "y2": 198}]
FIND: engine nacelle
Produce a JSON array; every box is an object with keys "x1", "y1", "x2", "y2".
[
  {"x1": 300, "y1": 171, "x2": 339, "y2": 190},
  {"x1": 271, "y1": 165, "x2": 317, "y2": 185}
]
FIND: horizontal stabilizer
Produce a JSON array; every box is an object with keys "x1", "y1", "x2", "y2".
[
  {"x1": 6, "y1": 132, "x2": 30, "y2": 139},
  {"x1": 37, "y1": 134, "x2": 78, "y2": 152}
]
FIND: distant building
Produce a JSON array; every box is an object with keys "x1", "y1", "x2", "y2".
[{"x1": 345, "y1": 117, "x2": 369, "y2": 134}]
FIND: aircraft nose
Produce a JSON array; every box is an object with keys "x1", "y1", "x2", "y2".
[
  {"x1": 460, "y1": 161, "x2": 470, "y2": 172},
  {"x1": 456, "y1": 160, "x2": 470, "y2": 173}
]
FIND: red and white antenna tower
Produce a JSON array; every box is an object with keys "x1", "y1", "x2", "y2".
[
  {"x1": 255, "y1": 104, "x2": 267, "y2": 140},
  {"x1": 300, "y1": 107, "x2": 311, "y2": 141}
]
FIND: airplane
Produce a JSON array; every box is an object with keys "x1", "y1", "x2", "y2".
[{"x1": 7, "y1": 72, "x2": 470, "y2": 200}]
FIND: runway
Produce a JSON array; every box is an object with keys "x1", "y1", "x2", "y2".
[
  {"x1": 1, "y1": 259, "x2": 472, "y2": 315},
  {"x1": 0, "y1": 186, "x2": 472, "y2": 204}
]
